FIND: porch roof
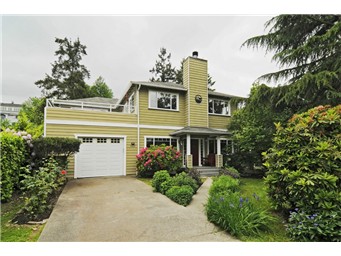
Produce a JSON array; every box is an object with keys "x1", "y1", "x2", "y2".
[{"x1": 169, "y1": 126, "x2": 231, "y2": 136}]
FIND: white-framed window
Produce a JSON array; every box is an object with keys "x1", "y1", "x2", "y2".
[
  {"x1": 111, "y1": 138, "x2": 121, "y2": 143},
  {"x1": 149, "y1": 90, "x2": 179, "y2": 111},
  {"x1": 208, "y1": 98, "x2": 230, "y2": 116},
  {"x1": 145, "y1": 136, "x2": 178, "y2": 148}
]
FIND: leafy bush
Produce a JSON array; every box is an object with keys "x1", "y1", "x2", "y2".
[
  {"x1": 172, "y1": 172, "x2": 199, "y2": 193},
  {"x1": 136, "y1": 144, "x2": 182, "y2": 177},
  {"x1": 220, "y1": 166, "x2": 240, "y2": 179},
  {"x1": 0, "y1": 131, "x2": 27, "y2": 201},
  {"x1": 165, "y1": 185, "x2": 194, "y2": 206},
  {"x1": 186, "y1": 168, "x2": 203, "y2": 186},
  {"x1": 206, "y1": 191, "x2": 275, "y2": 237},
  {"x1": 151, "y1": 170, "x2": 171, "y2": 193},
  {"x1": 209, "y1": 175, "x2": 240, "y2": 195},
  {"x1": 263, "y1": 105, "x2": 341, "y2": 241},
  {"x1": 19, "y1": 157, "x2": 67, "y2": 220},
  {"x1": 286, "y1": 208, "x2": 341, "y2": 242}
]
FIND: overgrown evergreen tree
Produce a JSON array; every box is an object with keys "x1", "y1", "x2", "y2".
[
  {"x1": 242, "y1": 15, "x2": 341, "y2": 110},
  {"x1": 228, "y1": 15, "x2": 341, "y2": 175},
  {"x1": 35, "y1": 37, "x2": 90, "y2": 100}
]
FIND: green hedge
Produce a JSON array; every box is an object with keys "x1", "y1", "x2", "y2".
[
  {"x1": 165, "y1": 185, "x2": 194, "y2": 206},
  {"x1": 0, "y1": 132, "x2": 27, "y2": 201},
  {"x1": 32, "y1": 137, "x2": 81, "y2": 159}
]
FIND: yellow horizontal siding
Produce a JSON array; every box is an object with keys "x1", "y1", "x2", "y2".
[
  {"x1": 45, "y1": 123, "x2": 138, "y2": 176},
  {"x1": 185, "y1": 57, "x2": 208, "y2": 127},
  {"x1": 208, "y1": 115, "x2": 231, "y2": 129},
  {"x1": 46, "y1": 108, "x2": 137, "y2": 124},
  {"x1": 138, "y1": 88, "x2": 186, "y2": 126}
]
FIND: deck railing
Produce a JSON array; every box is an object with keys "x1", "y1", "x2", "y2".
[{"x1": 46, "y1": 99, "x2": 135, "y2": 113}]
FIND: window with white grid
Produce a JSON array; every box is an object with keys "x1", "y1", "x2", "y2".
[
  {"x1": 82, "y1": 138, "x2": 93, "y2": 143},
  {"x1": 111, "y1": 138, "x2": 121, "y2": 143},
  {"x1": 97, "y1": 138, "x2": 107, "y2": 143}
]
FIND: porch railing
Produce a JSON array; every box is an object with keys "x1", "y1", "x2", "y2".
[{"x1": 46, "y1": 99, "x2": 135, "y2": 114}]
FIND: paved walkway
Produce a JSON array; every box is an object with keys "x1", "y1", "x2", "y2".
[{"x1": 39, "y1": 176, "x2": 237, "y2": 242}]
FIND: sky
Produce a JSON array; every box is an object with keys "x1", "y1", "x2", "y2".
[{"x1": 1, "y1": 15, "x2": 282, "y2": 104}]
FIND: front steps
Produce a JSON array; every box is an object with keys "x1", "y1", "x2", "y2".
[{"x1": 195, "y1": 166, "x2": 220, "y2": 177}]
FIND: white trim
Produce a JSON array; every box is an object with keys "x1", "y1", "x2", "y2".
[
  {"x1": 43, "y1": 105, "x2": 47, "y2": 137},
  {"x1": 144, "y1": 136, "x2": 179, "y2": 148},
  {"x1": 46, "y1": 119, "x2": 184, "y2": 130},
  {"x1": 74, "y1": 134, "x2": 127, "y2": 178},
  {"x1": 187, "y1": 59, "x2": 191, "y2": 126},
  {"x1": 148, "y1": 90, "x2": 179, "y2": 111}
]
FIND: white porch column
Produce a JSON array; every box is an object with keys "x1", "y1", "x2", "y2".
[
  {"x1": 216, "y1": 136, "x2": 223, "y2": 168},
  {"x1": 186, "y1": 134, "x2": 191, "y2": 155},
  {"x1": 198, "y1": 139, "x2": 202, "y2": 167},
  {"x1": 207, "y1": 139, "x2": 210, "y2": 154},
  {"x1": 186, "y1": 134, "x2": 193, "y2": 168},
  {"x1": 217, "y1": 136, "x2": 221, "y2": 155}
]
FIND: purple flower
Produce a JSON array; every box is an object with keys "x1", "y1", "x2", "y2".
[
  {"x1": 239, "y1": 197, "x2": 243, "y2": 203},
  {"x1": 295, "y1": 208, "x2": 299, "y2": 212}
]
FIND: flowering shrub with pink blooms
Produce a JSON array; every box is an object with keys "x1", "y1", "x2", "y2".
[{"x1": 136, "y1": 144, "x2": 182, "y2": 177}]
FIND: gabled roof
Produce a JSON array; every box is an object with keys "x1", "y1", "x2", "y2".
[{"x1": 131, "y1": 81, "x2": 187, "y2": 91}]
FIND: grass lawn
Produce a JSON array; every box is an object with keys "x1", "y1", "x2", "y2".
[
  {"x1": 1, "y1": 194, "x2": 44, "y2": 242},
  {"x1": 239, "y1": 178, "x2": 290, "y2": 242}
]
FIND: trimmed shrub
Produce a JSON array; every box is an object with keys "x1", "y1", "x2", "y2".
[
  {"x1": 209, "y1": 175, "x2": 240, "y2": 195},
  {"x1": 186, "y1": 168, "x2": 203, "y2": 186},
  {"x1": 172, "y1": 172, "x2": 199, "y2": 193},
  {"x1": 18, "y1": 157, "x2": 67, "y2": 221},
  {"x1": 151, "y1": 170, "x2": 171, "y2": 193},
  {"x1": 206, "y1": 191, "x2": 275, "y2": 237},
  {"x1": 219, "y1": 166, "x2": 240, "y2": 179},
  {"x1": 32, "y1": 137, "x2": 81, "y2": 167},
  {"x1": 263, "y1": 105, "x2": 341, "y2": 241},
  {"x1": 136, "y1": 144, "x2": 182, "y2": 178},
  {"x1": 165, "y1": 185, "x2": 194, "y2": 206},
  {"x1": 0, "y1": 131, "x2": 27, "y2": 201},
  {"x1": 160, "y1": 179, "x2": 174, "y2": 195}
]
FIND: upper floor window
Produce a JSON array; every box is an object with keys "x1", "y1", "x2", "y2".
[
  {"x1": 149, "y1": 90, "x2": 178, "y2": 111},
  {"x1": 208, "y1": 99, "x2": 230, "y2": 116}
]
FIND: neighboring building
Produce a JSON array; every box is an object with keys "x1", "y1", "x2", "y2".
[
  {"x1": 44, "y1": 52, "x2": 241, "y2": 178},
  {"x1": 0, "y1": 102, "x2": 22, "y2": 122}
]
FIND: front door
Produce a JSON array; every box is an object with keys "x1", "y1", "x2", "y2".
[{"x1": 191, "y1": 139, "x2": 199, "y2": 166}]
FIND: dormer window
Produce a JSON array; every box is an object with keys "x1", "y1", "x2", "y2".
[
  {"x1": 208, "y1": 99, "x2": 230, "y2": 116},
  {"x1": 149, "y1": 90, "x2": 179, "y2": 111}
]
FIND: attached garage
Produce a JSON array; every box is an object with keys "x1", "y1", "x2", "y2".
[{"x1": 75, "y1": 136, "x2": 126, "y2": 178}]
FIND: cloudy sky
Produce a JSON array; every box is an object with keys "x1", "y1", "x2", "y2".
[{"x1": 1, "y1": 15, "x2": 282, "y2": 104}]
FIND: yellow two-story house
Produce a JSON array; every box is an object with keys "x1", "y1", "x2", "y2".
[{"x1": 44, "y1": 52, "x2": 240, "y2": 178}]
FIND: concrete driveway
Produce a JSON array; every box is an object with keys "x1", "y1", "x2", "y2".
[{"x1": 38, "y1": 176, "x2": 237, "y2": 242}]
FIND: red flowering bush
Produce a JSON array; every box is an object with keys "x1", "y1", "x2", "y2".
[{"x1": 136, "y1": 144, "x2": 182, "y2": 177}]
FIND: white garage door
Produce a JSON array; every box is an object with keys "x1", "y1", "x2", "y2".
[{"x1": 75, "y1": 137, "x2": 125, "y2": 178}]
